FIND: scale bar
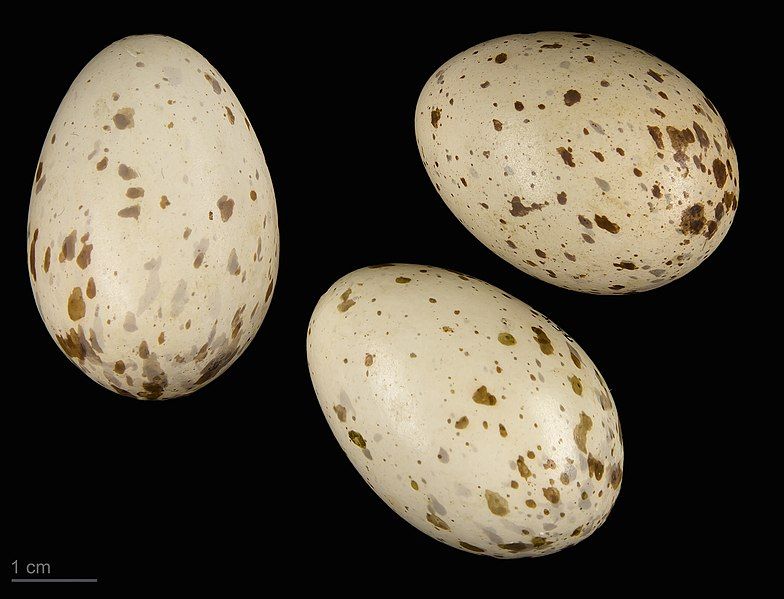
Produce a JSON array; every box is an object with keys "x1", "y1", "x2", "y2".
[{"x1": 12, "y1": 578, "x2": 98, "y2": 583}]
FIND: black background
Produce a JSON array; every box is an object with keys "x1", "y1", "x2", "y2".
[{"x1": 7, "y1": 8, "x2": 763, "y2": 589}]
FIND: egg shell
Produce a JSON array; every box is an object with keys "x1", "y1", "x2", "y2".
[
  {"x1": 307, "y1": 264, "x2": 623, "y2": 557},
  {"x1": 415, "y1": 32, "x2": 739, "y2": 294},
  {"x1": 27, "y1": 35, "x2": 279, "y2": 399}
]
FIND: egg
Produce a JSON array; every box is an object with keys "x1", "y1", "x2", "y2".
[
  {"x1": 415, "y1": 33, "x2": 738, "y2": 294},
  {"x1": 307, "y1": 264, "x2": 623, "y2": 557},
  {"x1": 26, "y1": 35, "x2": 279, "y2": 399}
]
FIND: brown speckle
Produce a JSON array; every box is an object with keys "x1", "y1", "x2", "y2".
[
  {"x1": 160, "y1": 195, "x2": 170, "y2": 209},
  {"x1": 647, "y1": 125, "x2": 664, "y2": 150},
  {"x1": 588, "y1": 454, "x2": 605, "y2": 480},
  {"x1": 29, "y1": 229, "x2": 38, "y2": 282},
  {"x1": 563, "y1": 89, "x2": 581, "y2": 106},
  {"x1": 473, "y1": 385, "x2": 497, "y2": 406},
  {"x1": 204, "y1": 73, "x2": 221, "y2": 94},
  {"x1": 67, "y1": 287, "x2": 86, "y2": 321},
  {"x1": 348, "y1": 430, "x2": 366, "y2": 449},
  {"x1": 217, "y1": 196, "x2": 234, "y2": 222},
  {"x1": 594, "y1": 214, "x2": 620, "y2": 233},
  {"x1": 712, "y1": 159, "x2": 727, "y2": 188},
  {"x1": 543, "y1": 487, "x2": 560, "y2": 504},
  {"x1": 557, "y1": 147, "x2": 575, "y2": 167},
  {"x1": 126, "y1": 187, "x2": 144, "y2": 199},
  {"x1": 574, "y1": 412, "x2": 592, "y2": 454},
  {"x1": 118, "y1": 205, "x2": 140, "y2": 220},
  {"x1": 43, "y1": 246, "x2": 51, "y2": 273},
  {"x1": 113, "y1": 108, "x2": 135, "y2": 129},
  {"x1": 531, "y1": 326, "x2": 553, "y2": 355},
  {"x1": 459, "y1": 541, "x2": 485, "y2": 553},
  {"x1": 679, "y1": 204, "x2": 706, "y2": 235},
  {"x1": 118, "y1": 164, "x2": 137, "y2": 180},
  {"x1": 484, "y1": 490, "x2": 509, "y2": 516},
  {"x1": 426, "y1": 512, "x2": 450, "y2": 530},
  {"x1": 337, "y1": 288, "x2": 356, "y2": 312},
  {"x1": 76, "y1": 243, "x2": 93, "y2": 269}
]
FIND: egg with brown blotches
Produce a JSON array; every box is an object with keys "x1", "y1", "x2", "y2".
[
  {"x1": 415, "y1": 32, "x2": 738, "y2": 294},
  {"x1": 27, "y1": 35, "x2": 279, "y2": 399},
  {"x1": 307, "y1": 264, "x2": 623, "y2": 557}
]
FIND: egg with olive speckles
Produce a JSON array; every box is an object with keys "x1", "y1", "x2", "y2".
[
  {"x1": 415, "y1": 32, "x2": 739, "y2": 294},
  {"x1": 307, "y1": 265, "x2": 623, "y2": 557},
  {"x1": 26, "y1": 35, "x2": 279, "y2": 399}
]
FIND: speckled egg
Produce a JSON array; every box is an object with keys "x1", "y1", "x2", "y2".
[
  {"x1": 415, "y1": 33, "x2": 738, "y2": 294},
  {"x1": 307, "y1": 264, "x2": 623, "y2": 557},
  {"x1": 26, "y1": 35, "x2": 279, "y2": 399}
]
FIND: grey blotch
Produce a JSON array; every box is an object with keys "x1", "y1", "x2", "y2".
[
  {"x1": 594, "y1": 178, "x2": 611, "y2": 192},
  {"x1": 123, "y1": 312, "x2": 138, "y2": 332},
  {"x1": 428, "y1": 495, "x2": 448, "y2": 515}
]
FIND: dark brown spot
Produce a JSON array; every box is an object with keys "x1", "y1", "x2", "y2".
[
  {"x1": 574, "y1": 412, "x2": 592, "y2": 454},
  {"x1": 473, "y1": 385, "x2": 497, "y2": 406},
  {"x1": 484, "y1": 490, "x2": 509, "y2": 516},
  {"x1": 395, "y1": 276, "x2": 411, "y2": 284},
  {"x1": 204, "y1": 73, "x2": 221, "y2": 94},
  {"x1": 426, "y1": 512, "x2": 450, "y2": 530},
  {"x1": 613, "y1": 260, "x2": 637, "y2": 270},
  {"x1": 557, "y1": 191, "x2": 567, "y2": 205},
  {"x1": 160, "y1": 195, "x2": 170, "y2": 209},
  {"x1": 459, "y1": 541, "x2": 485, "y2": 553},
  {"x1": 494, "y1": 52, "x2": 507, "y2": 63},
  {"x1": 431, "y1": 108, "x2": 441, "y2": 128},
  {"x1": 29, "y1": 229, "x2": 38, "y2": 281},
  {"x1": 647, "y1": 125, "x2": 664, "y2": 150},
  {"x1": 76, "y1": 243, "x2": 93, "y2": 269},
  {"x1": 96, "y1": 157, "x2": 108, "y2": 171},
  {"x1": 568, "y1": 375, "x2": 583, "y2": 395},
  {"x1": 679, "y1": 204, "x2": 706, "y2": 235},
  {"x1": 498, "y1": 542, "x2": 530, "y2": 553},
  {"x1": 712, "y1": 159, "x2": 727, "y2": 188},
  {"x1": 591, "y1": 151, "x2": 604, "y2": 162},
  {"x1": 543, "y1": 487, "x2": 560, "y2": 504},
  {"x1": 493, "y1": 119, "x2": 503, "y2": 131},
  {"x1": 563, "y1": 89, "x2": 581, "y2": 106},
  {"x1": 348, "y1": 430, "x2": 366, "y2": 448},
  {"x1": 594, "y1": 214, "x2": 620, "y2": 233},
  {"x1": 113, "y1": 108, "x2": 135, "y2": 129},
  {"x1": 114, "y1": 360, "x2": 125, "y2": 374},
  {"x1": 531, "y1": 326, "x2": 553, "y2": 355},
  {"x1": 118, "y1": 205, "x2": 140, "y2": 219},
  {"x1": 265, "y1": 279, "x2": 274, "y2": 302},
  {"x1": 588, "y1": 454, "x2": 605, "y2": 480},
  {"x1": 126, "y1": 187, "x2": 144, "y2": 199},
  {"x1": 225, "y1": 106, "x2": 235, "y2": 124},
  {"x1": 514, "y1": 101, "x2": 524, "y2": 111},
  {"x1": 67, "y1": 287, "x2": 86, "y2": 321},
  {"x1": 455, "y1": 416, "x2": 469, "y2": 429},
  {"x1": 516, "y1": 456, "x2": 531, "y2": 479},
  {"x1": 337, "y1": 288, "x2": 355, "y2": 312},
  {"x1": 86, "y1": 277, "x2": 96, "y2": 299},
  {"x1": 647, "y1": 69, "x2": 664, "y2": 83},
  {"x1": 118, "y1": 164, "x2": 137, "y2": 180},
  {"x1": 609, "y1": 463, "x2": 623, "y2": 489},
  {"x1": 693, "y1": 122, "x2": 710, "y2": 149},
  {"x1": 333, "y1": 404, "x2": 347, "y2": 422},
  {"x1": 652, "y1": 185, "x2": 662, "y2": 198},
  {"x1": 217, "y1": 195, "x2": 234, "y2": 222},
  {"x1": 510, "y1": 196, "x2": 544, "y2": 217},
  {"x1": 498, "y1": 332, "x2": 516, "y2": 346},
  {"x1": 43, "y1": 246, "x2": 51, "y2": 273},
  {"x1": 557, "y1": 147, "x2": 575, "y2": 167},
  {"x1": 541, "y1": 43, "x2": 563, "y2": 49}
]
